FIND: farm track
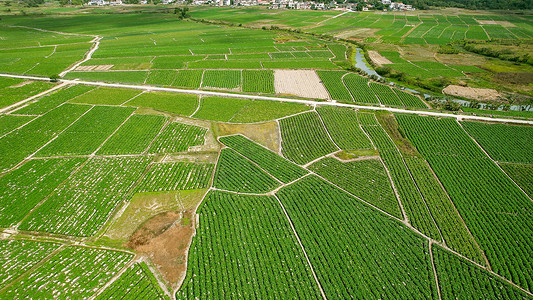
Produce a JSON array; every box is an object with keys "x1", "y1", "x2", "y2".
[{"x1": 1, "y1": 73, "x2": 532, "y2": 126}]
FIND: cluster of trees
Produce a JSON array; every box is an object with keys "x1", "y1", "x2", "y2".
[
  {"x1": 403, "y1": 0, "x2": 532, "y2": 10},
  {"x1": 462, "y1": 42, "x2": 532, "y2": 65}
]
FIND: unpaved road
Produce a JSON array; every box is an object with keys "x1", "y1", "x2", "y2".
[{"x1": 1, "y1": 73, "x2": 532, "y2": 126}]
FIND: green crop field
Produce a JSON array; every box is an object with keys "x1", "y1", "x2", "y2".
[{"x1": 0, "y1": 6, "x2": 531, "y2": 299}]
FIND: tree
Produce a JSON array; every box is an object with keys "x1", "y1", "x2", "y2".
[{"x1": 174, "y1": 7, "x2": 190, "y2": 19}]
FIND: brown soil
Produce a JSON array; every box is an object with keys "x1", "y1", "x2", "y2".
[
  {"x1": 368, "y1": 51, "x2": 392, "y2": 66},
  {"x1": 442, "y1": 85, "x2": 501, "y2": 101},
  {"x1": 127, "y1": 210, "x2": 195, "y2": 289},
  {"x1": 493, "y1": 72, "x2": 533, "y2": 85}
]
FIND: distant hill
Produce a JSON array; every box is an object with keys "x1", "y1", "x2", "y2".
[{"x1": 404, "y1": 0, "x2": 532, "y2": 10}]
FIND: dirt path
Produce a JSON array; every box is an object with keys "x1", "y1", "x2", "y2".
[
  {"x1": 0, "y1": 82, "x2": 69, "y2": 114},
  {"x1": 1, "y1": 73, "x2": 532, "y2": 125},
  {"x1": 59, "y1": 35, "x2": 102, "y2": 78}
]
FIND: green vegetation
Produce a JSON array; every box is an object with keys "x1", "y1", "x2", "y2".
[
  {"x1": 462, "y1": 121, "x2": 533, "y2": 164},
  {"x1": 370, "y1": 83, "x2": 403, "y2": 107},
  {"x1": 242, "y1": 70, "x2": 274, "y2": 93},
  {"x1": 0, "y1": 115, "x2": 34, "y2": 136},
  {"x1": 137, "y1": 162, "x2": 214, "y2": 193},
  {"x1": 97, "y1": 114, "x2": 167, "y2": 155},
  {"x1": 213, "y1": 148, "x2": 280, "y2": 193},
  {"x1": 316, "y1": 107, "x2": 372, "y2": 150},
  {"x1": 316, "y1": 71, "x2": 352, "y2": 102},
  {"x1": 148, "y1": 122, "x2": 207, "y2": 154},
  {"x1": 69, "y1": 87, "x2": 141, "y2": 106},
  {"x1": 0, "y1": 103, "x2": 91, "y2": 172},
  {"x1": 19, "y1": 157, "x2": 151, "y2": 237},
  {"x1": 359, "y1": 112, "x2": 442, "y2": 241},
  {"x1": 276, "y1": 176, "x2": 438, "y2": 299},
  {"x1": 397, "y1": 114, "x2": 533, "y2": 291},
  {"x1": 67, "y1": 71, "x2": 149, "y2": 84},
  {"x1": 177, "y1": 191, "x2": 322, "y2": 299},
  {"x1": 280, "y1": 111, "x2": 338, "y2": 165},
  {"x1": 126, "y1": 92, "x2": 199, "y2": 116},
  {"x1": 500, "y1": 163, "x2": 533, "y2": 198},
  {"x1": 343, "y1": 74, "x2": 379, "y2": 104},
  {"x1": 15, "y1": 84, "x2": 95, "y2": 115},
  {"x1": 310, "y1": 157, "x2": 401, "y2": 217},
  {"x1": 202, "y1": 70, "x2": 241, "y2": 89},
  {"x1": 433, "y1": 246, "x2": 530, "y2": 299},
  {"x1": 0, "y1": 246, "x2": 133, "y2": 299},
  {"x1": 96, "y1": 262, "x2": 168, "y2": 300},
  {"x1": 219, "y1": 134, "x2": 308, "y2": 183},
  {"x1": 0, "y1": 158, "x2": 86, "y2": 227},
  {"x1": 36, "y1": 106, "x2": 135, "y2": 157},
  {"x1": 0, "y1": 240, "x2": 61, "y2": 289}
]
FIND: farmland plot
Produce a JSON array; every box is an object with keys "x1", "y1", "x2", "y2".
[
  {"x1": 219, "y1": 134, "x2": 308, "y2": 183},
  {"x1": 393, "y1": 89, "x2": 427, "y2": 109},
  {"x1": 316, "y1": 71, "x2": 352, "y2": 102},
  {"x1": 68, "y1": 87, "x2": 141, "y2": 106},
  {"x1": 433, "y1": 246, "x2": 530, "y2": 299},
  {"x1": 397, "y1": 114, "x2": 533, "y2": 291},
  {"x1": 342, "y1": 73, "x2": 379, "y2": 104},
  {"x1": 359, "y1": 113, "x2": 442, "y2": 241},
  {"x1": 95, "y1": 262, "x2": 168, "y2": 300},
  {"x1": 172, "y1": 70, "x2": 203, "y2": 89},
  {"x1": 97, "y1": 114, "x2": 167, "y2": 155},
  {"x1": 19, "y1": 157, "x2": 151, "y2": 237},
  {"x1": 0, "y1": 103, "x2": 91, "y2": 172},
  {"x1": 201, "y1": 70, "x2": 241, "y2": 90},
  {"x1": 500, "y1": 163, "x2": 533, "y2": 198},
  {"x1": 36, "y1": 106, "x2": 135, "y2": 157},
  {"x1": 310, "y1": 157, "x2": 401, "y2": 217},
  {"x1": 369, "y1": 83, "x2": 403, "y2": 107},
  {"x1": 0, "y1": 240, "x2": 61, "y2": 289},
  {"x1": 213, "y1": 148, "x2": 280, "y2": 193},
  {"x1": 0, "y1": 246, "x2": 133, "y2": 299},
  {"x1": 0, "y1": 158, "x2": 86, "y2": 227},
  {"x1": 15, "y1": 85, "x2": 95, "y2": 116},
  {"x1": 0, "y1": 115, "x2": 34, "y2": 137},
  {"x1": 276, "y1": 176, "x2": 438, "y2": 299},
  {"x1": 316, "y1": 107, "x2": 372, "y2": 150},
  {"x1": 177, "y1": 191, "x2": 322, "y2": 299},
  {"x1": 242, "y1": 70, "x2": 275, "y2": 93},
  {"x1": 274, "y1": 70, "x2": 329, "y2": 99},
  {"x1": 148, "y1": 122, "x2": 207, "y2": 154},
  {"x1": 280, "y1": 111, "x2": 338, "y2": 165},
  {"x1": 462, "y1": 121, "x2": 533, "y2": 164},
  {"x1": 126, "y1": 92, "x2": 199, "y2": 116},
  {"x1": 137, "y1": 162, "x2": 214, "y2": 193}
]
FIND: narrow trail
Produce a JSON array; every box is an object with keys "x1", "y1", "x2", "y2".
[
  {"x1": 0, "y1": 82, "x2": 69, "y2": 114},
  {"x1": 59, "y1": 35, "x2": 102, "y2": 77},
  {"x1": 429, "y1": 241, "x2": 443, "y2": 300},
  {"x1": 2, "y1": 73, "x2": 531, "y2": 125}
]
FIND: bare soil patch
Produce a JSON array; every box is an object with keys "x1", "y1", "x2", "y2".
[
  {"x1": 335, "y1": 28, "x2": 379, "y2": 40},
  {"x1": 274, "y1": 70, "x2": 329, "y2": 100},
  {"x1": 215, "y1": 121, "x2": 279, "y2": 152},
  {"x1": 9, "y1": 80, "x2": 33, "y2": 88},
  {"x1": 442, "y1": 85, "x2": 501, "y2": 101},
  {"x1": 127, "y1": 210, "x2": 194, "y2": 289},
  {"x1": 493, "y1": 72, "x2": 533, "y2": 85},
  {"x1": 368, "y1": 51, "x2": 392, "y2": 66}
]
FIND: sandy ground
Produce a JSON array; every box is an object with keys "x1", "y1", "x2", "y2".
[
  {"x1": 443, "y1": 85, "x2": 501, "y2": 101},
  {"x1": 75, "y1": 65, "x2": 113, "y2": 71},
  {"x1": 368, "y1": 51, "x2": 392, "y2": 66},
  {"x1": 274, "y1": 70, "x2": 329, "y2": 99}
]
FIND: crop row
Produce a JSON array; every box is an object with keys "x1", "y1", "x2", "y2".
[
  {"x1": 15, "y1": 85, "x2": 95, "y2": 116},
  {"x1": 213, "y1": 148, "x2": 280, "y2": 193},
  {"x1": 177, "y1": 191, "x2": 322, "y2": 299},
  {"x1": 343, "y1": 74, "x2": 379, "y2": 104},
  {"x1": 241, "y1": 70, "x2": 275, "y2": 94},
  {"x1": 219, "y1": 134, "x2": 307, "y2": 183},
  {"x1": 0, "y1": 115, "x2": 34, "y2": 137},
  {"x1": 201, "y1": 70, "x2": 241, "y2": 89},
  {"x1": 0, "y1": 246, "x2": 133, "y2": 299},
  {"x1": 0, "y1": 158, "x2": 86, "y2": 227},
  {"x1": 0, "y1": 103, "x2": 91, "y2": 172},
  {"x1": 279, "y1": 111, "x2": 338, "y2": 165},
  {"x1": 276, "y1": 175, "x2": 438, "y2": 299},
  {"x1": 97, "y1": 114, "x2": 167, "y2": 155},
  {"x1": 316, "y1": 71, "x2": 353, "y2": 102},
  {"x1": 148, "y1": 122, "x2": 207, "y2": 154},
  {"x1": 137, "y1": 162, "x2": 214, "y2": 193},
  {"x1": 499, "y1": 163, "x2": 533, "y2": 198},
  {"x1": 310, "y1": 157, "x2": 401, "y2": 217},
  {"x1": 19, "y1": 157, "x2": 151, "y2": 237},
  {"x1": 396, "y1": 114, "x2": 533, "y2": 291},
  {"x1": 316, "y1": 106, "x2": 372, "y2": 150},
  {"x1": 96, "y1": 262, "x2": 168, "y2": 300},
  {"x1": 369, "y1": 83, "x2": 403, "y2": 107},
  {"x1": 36, "y1": 106, "x2": 135, "y2": 157},
  {"x1": 0, "y1": 239, "x2": 61, "y2": 289}
]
